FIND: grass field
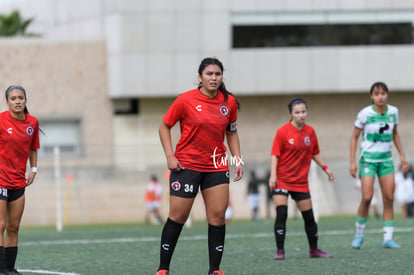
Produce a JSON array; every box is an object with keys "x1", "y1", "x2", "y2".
[{"x1": 15, "y1": 215, "x2": 414, "y2": 275}]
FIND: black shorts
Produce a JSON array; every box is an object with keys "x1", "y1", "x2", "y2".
[
  {"x1": 169, "y1": 169, "x2": 230, "y2": 198},
  {"x1": 272, "y1": 188, "x2": 311, "y2": 201},
  {"x1": 0, "y1": 187, "x2": 25, "y2": 202}
]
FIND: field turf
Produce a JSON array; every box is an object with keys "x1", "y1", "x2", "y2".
[{"x1": 16, "y1": 215, "x2": 414, "y2": 274}]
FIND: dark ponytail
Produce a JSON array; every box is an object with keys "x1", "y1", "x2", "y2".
[{"x1": 198, "y1": 57, "x2": 240, "y2": 109}]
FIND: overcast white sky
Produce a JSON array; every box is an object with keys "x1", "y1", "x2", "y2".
[{"x1": 0, "y1": 0, "x2": 19, "y2": 8}]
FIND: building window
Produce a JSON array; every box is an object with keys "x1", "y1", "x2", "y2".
[
  {"x1": 232, "y1": 11, "x2": 414, "y2": 48},
  {"x1": 232, "y1": 23, "x2": 412, "y2": 48},
  {"x1": 113, "y1": 98, "x2": 139, "y2": 115},
  {"x1": 38, "y1": 119, "x2": 82, "y2": 157}
]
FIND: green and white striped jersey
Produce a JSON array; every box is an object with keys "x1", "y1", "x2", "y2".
[{"x1": 354, "y1": 104, "x2": 399, "y2": 163}]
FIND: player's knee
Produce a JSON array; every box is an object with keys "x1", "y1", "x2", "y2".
[
  {"x1": 207, "y1": 211, "x2": 225, "y2": 225},
  {"x1": 361, "y1": 197, "x2": 372, "y2": 208},
  {"x1": 383, "y1": 197, "x2": 394, "y2": 208},
  {"x1": 6, "y1": 220, "x2": 20, "y2": 234},
  {"x1": 169, "y1": 212, "x2": 190, "y2": 224},
  {"x1": 276, "y1": 205, "x2": 288, "y2": 221}
]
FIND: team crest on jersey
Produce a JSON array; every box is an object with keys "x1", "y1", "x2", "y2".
[
  {"x1": 171, "y1": 180, "x2": 181, "y2": 191},
  {"x1": 389, "y1": 115, "x2": 394, "y2": 123},
  {"x1": 304, "y1": 136, "x2": 310, "y2": 146},
  {"x1": 219, "y1": 105, "x2": 229, "y2": 116},
  {"x1": 26, "y1": 126, "x2": 34, "y2": 136}
]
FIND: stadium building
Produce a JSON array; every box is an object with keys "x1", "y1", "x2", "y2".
[{"x1": 0, "y1": 0, "x2": 413, "y2": 225}]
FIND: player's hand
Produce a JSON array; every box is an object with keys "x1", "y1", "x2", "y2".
[
  {"x1": 268, "y1": 176, "x2": 277, "y2": 190},
  {"x1": 233, "y1": 165, "x2": 243, "y2": 182},
  {"x1": 326, "y1": 169, "x2": 335, "y2": 182},
  {"x1": 401, "y1": 157, "x2": 409, "y2": 173},
  {"x1": 350, "y1": 163, "x2": 358, "y2": 178},
  {"x1": 167, "y1": 156, "x2": 184, "y2": 172},
  {"x1": 26, "y1": 172, "x2": 36, "y2": 186}
]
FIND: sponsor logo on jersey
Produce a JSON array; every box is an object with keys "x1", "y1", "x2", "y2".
[
  {"x1": 7, "y1": 128, "x2": 12, "y2": 134},
  {"x1": 195, "y1": 104, "x2": 202, "y2": 111},
  {"x1": 304, "y1": 136, "x2": 310, "y2": 146},
  {"x1": 288, "y1": 138, "x2": 294, "y2": 144},
  {"x1": 219, "y1": 105, "x2": 229, "y2": 116},
  {"x1": 171, "y1": 180, "x2": 181, "y2": 191},
  {"x1": 26, "y1": 125, "x2": 34, "y2": 136}
]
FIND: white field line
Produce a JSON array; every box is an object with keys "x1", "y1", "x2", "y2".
[
  {"x1": 19, "y1": 269, "x2": 80, "y2": 275},
  {"x1": 19, "y1": 227, "x2": 414, "y2": 246}
]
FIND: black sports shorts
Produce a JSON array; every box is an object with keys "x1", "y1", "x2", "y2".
[
  {"x1": 0, "y1": 187, "x2": 25, "y2": 202},
  {"x1": 169, "y1": 169, "x2": 230, "y2": 198},
  {"x1": 272, "y1": 188, "x2": 311, "y2": 201}
]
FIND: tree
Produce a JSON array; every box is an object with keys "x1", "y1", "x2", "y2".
[{"x1": 0, "y1": 10, "x2": 36, "y2": 37}]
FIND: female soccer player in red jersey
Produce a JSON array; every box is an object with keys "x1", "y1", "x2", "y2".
[
  {"x1": 269, "y1": 98, "x2": 334, "y2": 261},
  {"x1": 157, "y1": 57, "x2": 243, "y2": 275},
  {"x1": 0, "y1": 85, "x2": 40, "y2": 275}
]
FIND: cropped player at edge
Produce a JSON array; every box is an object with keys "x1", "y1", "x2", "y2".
[
  {"x1": 350, "y1": 82, "x2": 408, "y2": 249},
  {"x1": 0, "y1": 85, "x2": 40, "y2": 275},
  {"x1": 269, "y1": 98, "x2": 334, "y2": 261},
  {"x1": 157, "y1": 57, "x2": 243, "y2": 275}
]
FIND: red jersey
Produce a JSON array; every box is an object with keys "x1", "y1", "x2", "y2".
[
  {"x1": 271, "y1": 122, "x2": 319, "y2": 192},
  {"x1": 0, "y1": 111, "x2": 40, "y2": 189},
  {"x1": 163, "y1": 88, "x2": 238, "y2": 172}
]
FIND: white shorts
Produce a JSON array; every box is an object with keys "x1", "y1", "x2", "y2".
[
  {"x1": 248, "y1": 194, "x2": 260, "y2": 209},
  {"x1": 146, "y1": 201, "x2": 161, "y2": 211},
  {"x1": 225, "y1": 206, "x2": 233, "y2": 220}
]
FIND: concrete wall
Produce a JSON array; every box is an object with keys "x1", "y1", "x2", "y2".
[
  {"x1": 0, "y1": 39, "x2": 113, "y2": 169},
  {"x1": 3, "y1": 0, "x2": 414, "y2": 98}
]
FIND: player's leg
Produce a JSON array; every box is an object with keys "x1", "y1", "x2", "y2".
[
  {"x1": 5, "y1": 189, "x2": 25, "y2": 274},
  {"x1": 296, "y1": 196, "x2": 317, "y2": 249},
  {"x1": 352, "y1": 167, "x2": 375, "y2": 249},
  {"x1": 378, "y1": 161, "x2": 399, "y2": 248},
  {"x1": 158, "y1": 169, "x2": 200, "y2": 273},
  {"x1": 296, "y1": 194, "x2": 331, "y2": 258},
  {"x1": 272, "y1": 191, "x2": 288, "y2": 260},
  {"x1": 358, "y1": 176, "x2": 375, "y2": 218},
  {"x1": 201, "y1": 171, "x2": 229, "y2": 275},
  {"x1": 0, "y1": 196, "x2": 7, "y2": 274}
]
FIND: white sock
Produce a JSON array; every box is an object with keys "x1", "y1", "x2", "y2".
[
  {"x1": 383, "y1": 226, "x2": 394, "y2": 242},
  {"x1": 355, "y1": 222, "x2": 366, "y2": 237}
]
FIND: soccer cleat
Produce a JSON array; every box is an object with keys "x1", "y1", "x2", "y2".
[
  {"x1": 273, "y1": 249, "x2": 285, "y2": 260},
  {"x1": 382, "y1": 240, "x2": 400, "y2": 249},
  {"x1": 8, "y1": 270, "x2": 22, "y2": 275},
  {"x1": 209, "y1": 270, "x2": 224, "y2": 275},
  {"x1": 156, "y1": 270, "x2": 169, "y2": 275},
  {"x1": 309, "y1": 248, "x2": 332, "y2": 258},
  {"x1": 352, "y1": 236, "x2": 363, "y2": 249}
]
